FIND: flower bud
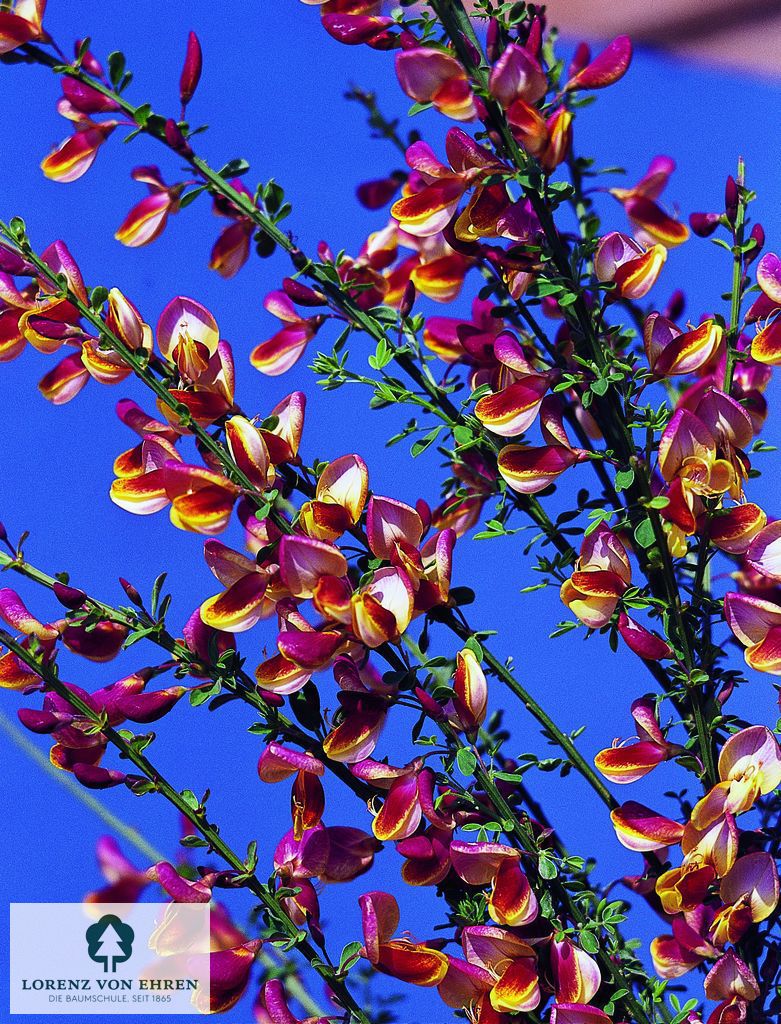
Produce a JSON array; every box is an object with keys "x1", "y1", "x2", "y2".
[
  {"x1": 689, "y1": 212, "x2": 720, "y2": 238},
  {"x1": 179, "y1": 30, "x2": 202, "y2": 108},
  {"x1": 291, "y1": 681, "x2": 322, "y2": 731},
  {"x1": 459, "y1": 32, "x2": 481, "y2": 69},
  {"x1": 119, "y1": 577, "x2": 144, "y2": 607},
  {"x1": 400, "y1": 280, "x2": 416, "y2": 319},
  {"x1": 282, "y1": 277, "x2": 324, "y2": 307},
  {"x1": 0, "y1": 244, "x2": 30, "y2": 276},
  {"x1": 664, "y1": 289, "x2": 685, "y2": 321},
  {"x1": 356, "y1": 171, "x2": 405, "y2": 210},
  {"x1": 414, "y1": 685, "x2": 445, "y2": 720},
  {"x1": 290, "y1": 247, "x2": 309, "y2": 272},
  {"x1": 567, "y1": 41, "x2": 591, "y2": 80},
  {"x1": 164, "y1": 119, "x2": 192, "y2": 157},
  {"x1": 525, "y1": 16, "x2": 544, "y2": 57},
  {"x1": 485, "y1": 20, "x2": 500, "y2": 63},
  {"x1": 746, "y1": 223, "x2": 765, "y2": 266},
  {"x1": 452, "y1": 648, "x2": 488, "y2": 733},
  {"x1": 52, "y1": 582, "x2": 87, "y2": 610},
  {"x1": 725, "y1": 174, "x2": 739, "y2": 223},
  {"x1": 75, "y1": 40, "x2": 105, "y2": 78}
]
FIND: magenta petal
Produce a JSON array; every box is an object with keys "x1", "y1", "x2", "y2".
[
  {"x1": 565, "y1": 36, "x2": 632, "y2": 91},
  {"x1": 72, "y1": 764, "x2": 126, "y2": 789}
]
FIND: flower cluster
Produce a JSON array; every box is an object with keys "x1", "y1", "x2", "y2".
[
  {"x1": 604, "y1": 722, "x2": 780, "y2": 1023},
  {"x1": 3, "y1": 1, "x2": 781, "y2": 1023}
]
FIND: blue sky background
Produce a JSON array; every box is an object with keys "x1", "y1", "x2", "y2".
[{"x1": 1, "y1": 4, "x2": 781, "y2": 1022}]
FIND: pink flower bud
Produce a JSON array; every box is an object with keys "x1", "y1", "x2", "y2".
[
  {"x1": 746, "y1": 222, "x2": 765, "y2": 266},
  {"x1": 525, "y1": 16, "x2": 544, "y2": 57},
  {"x1": 119, "y1": 577, "x2": 144, "y2": 607},
  {"x1": 415, "y1": 685, "x2": 445, "y2": 720},
  {"x1": 689, "y1": 212, "x2": 720, "y2": 237},
  {"x1": 179, "y1": 30, "x2": 202, "y2": 108},
  {"x1": 282, "y1": 277, "x2": 324, "y2": 307},
  {"x1": 52, "y1": 582, "x2": 87, "y2": 609},
  {"x1": 0, "y1": 244, "x2": 30, "y2": 275},
  {"x1": 322, "y1": 13, "x2": 395, "y2": 46},
  {"x1": 486, "y1": 19, "x2": 500, "y2": 63},
  {"x1": 725, "y1": 174, "x2": 739, "y2": 223},
  {"x1": 74, "y1": 40, "x2": 104, "y2": 78},
  {"x1": 564, "y1": 35, "x2": 632, "y2": 91},
  {"x1": 164, "y1": 118, "x2": 192, "y2": 157},
  {"x1": 356, "y1": 171, "x2": 405, "y2": 210},
  {"x1": 664, "y1": 289, "x2": 685, "y2": 320},
  {"x1": 568, "y1": 41, "x2": 591, "y2": 80},
  {"x1": 400, "y1": 280, "x2": 416, "y2": 319},
  {"x1": 61, "y1": 77, "x2": 119, "y2": 114},
  {"x1": 72, "y1": 764, "x2": 126, "y2": 789}
]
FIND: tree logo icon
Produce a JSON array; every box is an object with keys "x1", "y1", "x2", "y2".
[{"x1": 85, "y1": 914, "x2": 135, "y2": 973}]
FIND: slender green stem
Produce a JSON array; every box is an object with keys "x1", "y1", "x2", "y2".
[
  {"x1": 0, "y1": 548, "x2": 374, "y2": 803},
  {"x1": 0, "y1": 224, "x2": 295, "y2": 530},
  {"x1": 724, "y1": 158, "x2": 747, "y2": 395},
  {"x1": 0, "y1": 627, "x2": 369, "y2": 1024},
  {"x1": 0, "y1": 229, "x2": 623, "y2": 808},
  {"x1": 427, "y1": 0, "x2": 720, "y2": 791},
  {"x1": 17, "y1": 44, "x2": 466, "y2": 430},
  {"x1": 345, "y1": 86, "x2": 409, "y2": 157},
  {"x1": 0, "y1": 705, "x2": 162, "y2": 862},
  {"x1": 392, "y1": 638, "x2": 653, "y2": 1024},
  {"x1": 0, "y1": 706, "x2": 330, "y2": 1019},
  {"x1": 427, "y1": 614, "x2": 617, "y2": 810}
]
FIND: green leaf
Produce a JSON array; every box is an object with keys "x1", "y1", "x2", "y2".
[
  {"x1": 180, "y1": 789, "x2": 200, "y2": 811},
  {"x1": 614, "y1": 467, "x2": 634, "y2": 491},
  {"x1": 633, "y1": 519, "x2": 656, "y2": 550},
  {"x1": 332, "y1": 324, "x2": 352, "y2": 354},
  {"x1": 178, "y1": 185, "x2": 208, "y2": 210},
  {"x1": 107, "y1": 50, "x2": 126, "y2": 88},
  {"x1": 535, "y1": 281, "x2": 563, "y2": 298},
  {"x1": 89, "y1": 286, "x2": 109, "y2": 311},
  {"x1": 453, "y1": 424, "x2": 474, "y2": 446},
  {"x1": 8, "y1": 216, "x2": 26, "y2": 241},
  {"x1": 219, "y1": 158, "x2": 250, "y2": 177},
  {"x1": 180, "y1": 835, "x2": 209, "y2": 849},
  {"x1": 456, "y1": 748, "x2": 477, "y2": 777},
  {"x1": 190, "y1": 682, "x2": 221, "y2": 707},
  {"x1": 579, "y1": 930, "x2": 600, "y2": 954},
  {"x1": 263, "y1": 180, "x2": 285, "y2": 215},
  {"x1": 368, "y1": 304, "x2": 399, "y2": 325},
  {"x1": 644, "y1": 495, "x2": 669, "y2": 510},
  {"x1": 550, "y1": 620, "x2": 579, "y2": 638},
  {"x1": 538, "y1": 853, "x2": 558, "y2": 880},
  {"x1": 464, "y1": 636, "x2": 483, "y2": 661},
  {"x1": 133, "y1": 103, "x2": 151, "y2": 127},
  {"x1": 150, "y1": 572, "x2": 168, "y2": 617},
  {"x1": 411, "y1": 426, "x2": 443, "y2": 457},
  {"x1": 338, "y1": 940, "x2": 363, "y2": 976}
]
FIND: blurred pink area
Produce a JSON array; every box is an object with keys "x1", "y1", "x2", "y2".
[{"x1": 473, "y1": 0, "x2": 781, "y2": 76}]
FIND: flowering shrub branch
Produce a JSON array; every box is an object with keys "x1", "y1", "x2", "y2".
[
  {"x1": 1, "y1": 2, "x2": 781, "y2": 1023},
  {"x1": 0, "y1": 624, "x2": 371, "y2": 1021}
]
